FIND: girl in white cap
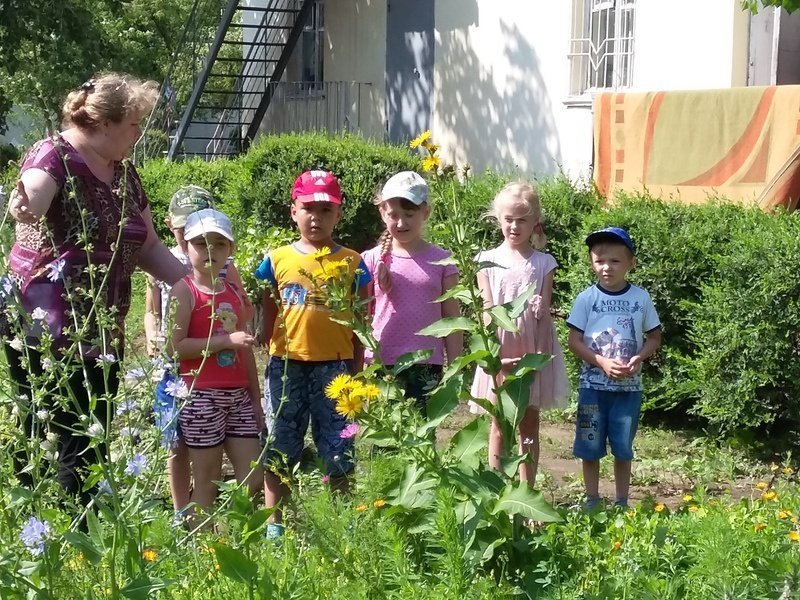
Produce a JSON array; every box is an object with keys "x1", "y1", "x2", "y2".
[{"x1": 361, "y1": 171, "x2": 463, "y2": 414}]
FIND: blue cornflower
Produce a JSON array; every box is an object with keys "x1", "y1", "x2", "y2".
[
  {"x1": 97, "y1": 479, "x2": 112, "y2": 495},
  {"x1": 165, "y1": 378, "x2": 189, "y2": 399},
  {"x1": 20, "y1": 516, "x2": 51, "y2": 556},
  {"x1": 124, "y1": 453, "x2": 148, "y2": 478},
  {"x1": 96, "y1": 353, "x2": 117, "y2": 365},
  {"x1": 116, "y1": 398, "x2": 138, "y2": 416},
  {"x1": 0, "y1": 275, "x2": 14, "y2": 299},
  {"x1": 46, "y1": 259, "x2": 66, "y2": 283},
  {"x1": 124, "y1": 367, "x2": 146, "y2": 383}
]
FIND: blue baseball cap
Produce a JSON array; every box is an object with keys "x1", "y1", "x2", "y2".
[{"x1": 585, "y1": 227, "x2": 635, "y2": 254}]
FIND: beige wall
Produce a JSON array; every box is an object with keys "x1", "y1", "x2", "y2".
[{"x1": 325, "y1": 0, "x2": 387, "y2": 140}]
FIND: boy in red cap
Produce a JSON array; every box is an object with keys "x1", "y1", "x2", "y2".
[{"x1": 255, "y1": 170, "x2": 371, "y2": 538}]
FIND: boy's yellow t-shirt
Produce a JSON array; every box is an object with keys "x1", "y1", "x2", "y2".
[{"x1": 255, "y1": 243, "x2": 371, "y2": 361}]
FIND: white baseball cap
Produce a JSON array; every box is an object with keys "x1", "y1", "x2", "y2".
[
  {"x1": 381, "y1": 171, "x2": 429, "y2": 205},
  {"x1": 183, "y1": 208, "x2": 234, "y2": 242}
]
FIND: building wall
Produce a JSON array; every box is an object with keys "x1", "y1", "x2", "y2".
[
  {"x1": 322, "y1": 0, "x2": 760, "y2": 178},
  {"x1": 325, "y1": 0, "x2": 386, "y2": 140}
]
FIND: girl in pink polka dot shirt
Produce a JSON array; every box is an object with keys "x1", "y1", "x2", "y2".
[{"x1": 361, "y1": 172, "x2": 463, "y2": 415}]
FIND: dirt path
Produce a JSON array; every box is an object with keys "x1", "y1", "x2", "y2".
[{"x1": 437, "y1": 404, "x2": 760, "y2": 509}]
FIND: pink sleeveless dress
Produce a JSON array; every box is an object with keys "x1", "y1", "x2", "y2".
[{"x1": 469, "y1": 247, "x2": 570, "y2": 413}]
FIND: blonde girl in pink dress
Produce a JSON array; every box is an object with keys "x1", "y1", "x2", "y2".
[{"x1": 470, "y1": 182, "x2": 570, "y2": 487}]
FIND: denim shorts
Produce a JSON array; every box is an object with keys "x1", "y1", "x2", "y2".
[
  {"x1": 263, "y1": 357, "x2": 354, "y2": 476},
  {"x1": 154, "y1": 371, "x2": 181, "y2": 450},
  {"x1": 572, "y1": 388, "x2": 642, "y2": 461}
]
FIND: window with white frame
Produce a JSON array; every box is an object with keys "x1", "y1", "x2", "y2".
[
  {"x1": 287, "y1": 0, "x2": 324, "y2": 92},
  {"x1": 568, "y1": 0, "x2": 636, "y2": 97}
]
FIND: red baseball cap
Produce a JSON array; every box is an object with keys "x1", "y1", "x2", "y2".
[{"x1": 291, "y1": 170, "x2": 342, "y2": 204}]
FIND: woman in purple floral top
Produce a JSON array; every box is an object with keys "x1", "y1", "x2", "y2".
[{"x1": 4, "y1": 73, "x2": 186, "y2": 505}]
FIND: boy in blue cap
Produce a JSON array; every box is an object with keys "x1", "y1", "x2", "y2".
[{"x1": 566, "y1": 227, "x2": 661, "y2": 510}]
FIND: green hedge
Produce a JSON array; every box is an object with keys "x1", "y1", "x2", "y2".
[
  {"x1": 139, "y1": 133, "x2": 421, "y2": 251},
  {"x1": 135, "y1": 135, "x2": 800, "y2": 438}
]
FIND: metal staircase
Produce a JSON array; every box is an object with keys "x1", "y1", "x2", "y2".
[{"x1": 165, "y1": 0, "x2": 314, "y2": 160}]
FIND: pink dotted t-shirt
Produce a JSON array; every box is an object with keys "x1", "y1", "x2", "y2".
[{"x1": 362, "y1": 244, "x2": 458, "y2": 365}]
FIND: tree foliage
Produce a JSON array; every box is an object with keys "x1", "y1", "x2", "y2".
[
  {"x1": 743, "y1": 0, "x2": 800, "y2": 13},
  {"x1": 0, "y1": 0, "x2": 224, "y2": 135}
]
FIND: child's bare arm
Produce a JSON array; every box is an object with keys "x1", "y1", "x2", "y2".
[
  {"x1": 144, "y1": 277, "x2": 161, "y2": 356},
  {"x1": 442, "y1": 272, "x2": 463, "y2": 365},
  {"x1": 476, "y1": 270, "x2": 493, "y2": 328},
  {"x1": 567, "y1": 328, "x2": 627, "y2": 380},
  {"x1": 626, "y1": 328, "x2": 662, "y2": 374}
]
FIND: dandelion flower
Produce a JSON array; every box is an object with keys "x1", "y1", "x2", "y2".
[
  {"x1": 325, "y1": 373, "x2": 354, "y2": 400},
  {"x1": 355, "y1": 504, "x2": 367, "y2": 512},
  {"x1": 612, "y1": 540, "x2": 622, "y2": 550},
  {"x1": 422, "y1": 155, "x2": 441, "y2": 173},
  {"x1": 682, "y1": 494, "x2": 693, "y2": 502},
  {"x1": 770, "y1": 463, "x2": 780, "y2": 472},
  {"x1": 688, "y1": 505, "x2": 699, "y2": 513},
  {"x1": 336, "y1": 395, "x2": 363, "y2": 420},
  {"x1": 20, "y1": 516, "x2": 51, "y2": 556},
  {"x1": 754, "y1": 523, "x2": 766, "y2": 532},
  {"x1": 142, "y1": 548, "x2": 157, "y2": 562},
  {"x1": 422, "y1": 141, "x2": 439, "y2": 154},
  {"x1": 756, "y1": 481, "x2": 768, "y2": 490},
  {"x1": 761, "y1": 491, "x2": 777, "y2": 501},
  {"x1": 360, "y1": 384, "x2": 381, "y2": 400},
  {"x1": 310, "y1": 247, "x2": 332, "y2": 261},
  {"x1": 654, "y1": 504, "x2": 665, "y2": 513},
  {"x1": 779, "y1": 510, "x2": 792, "y2": 519},
  {"x1": 373, "y1": 499, "x2": 386, "y2": 509},
  {"x1": 790, "y1": 531, "x2": 800, "y2": 542},
  {"x1": 340, "y1": 422, "x2": 359, "y2": 439},
  {"x1": 409, "y1": 130, "x2": 432, "y2": 149},
  {"x1": 783, "y1": 466, "x2": 794, "y2": 475}
]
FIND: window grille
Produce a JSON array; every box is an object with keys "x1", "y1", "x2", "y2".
[{"x1": 568, "y1": 0, "x2": 636, "y2": 96}]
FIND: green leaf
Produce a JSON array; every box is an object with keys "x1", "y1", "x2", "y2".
[
  {"x1": 510, "y1": 352, "x2": 553, "y2": 376},
  {"x1": 417, "y1": 316, "x2": 476, "y2": 338},
  {"x1": 242, "y1": 509, "x2": 270, "y2": 544},
  {"x1": 63, "y1": 532, "x2": 104, "y2": 566},
  {"x1": 417, "y1": 373, "x2": 462, "y2": 435},
  {"x1": 392, "y1": 349, "x2": 434, "y2": 375},
  {"x1": 505, "y1": 283, "x2": 538, "y2": 319},
  {"x1": 497, "y1": 370, "x2": 535, "y2": 429},
  {"x1": 433, "y1": 285, "x2": 473, "y2": 304},
  {"x1": 86, "y1": 510, "x2": 104, "y2": 551},
  {"x1": 491, "y1": 481, "x2": 562, "y2": 522},
  {"x1": 213, "y1": 544, "x2": 259, "y2": 584},
  {"x1": 443, "y1": 464, "x2": 496, "y2": 502},
  {"x1": 499, "y1": 454, "x2": 528, "y2": 479},
  {"x1": 488, "y1": 305, "x2": 519, "y2": 333},
  {"x1": 389, "y1": 464, "x2": 438, "y2": 509},
  {"x1": 120, "y1": 576, "x2": 173, "y2": 599},
  {"x1": 450, "y1": 417, "x2": 489, "y2": 463}
]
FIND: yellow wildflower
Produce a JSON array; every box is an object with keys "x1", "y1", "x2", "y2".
[
  {"x1": 360, "y1": 384, "x2": 381, "y2": 400},
  {"x1": 688, "y1": 505, "x2": 699, "y2": 513},
  {"x1": 422, "y1": 141, "x2": 440, "y2": 154},
  {"x1": 682, "y1": 494, "x2": 693, "y2": 502},
  {"x1": 625, "y1": 510, "x2": 635, "y2": 518},
  {"x1": 325, "y1": 373, "x2": 354, "y2": 401},
  {"x1": 310, "y1": 247, "x2": 332, "y2": 261},
  {"x1": 783, "y1": 466, "x2": 794, "y2": 475},
  {"x1": 336, "y1": 394, "x2": 364, "y2": 420},
  {"x1": 409, "y1": 130, "x2": 432, "y2": 149},
  {"x1": 761, "y1": 491, "x2": 778, "y2": 501},
  {"x1": 373, "y1": 499, "x2": 386, "y2": 509},
  {"x1": 654, "y1": 503, "x2": 666, "y2": 513},
  {"x1": 756, "y1": 481, "x2": 768, "y2": 490},
  {"x1": 142, "y1": 548, "x2": 157, "y2": 562},
  {"x1": 422, "y1": 155, "x2": 441, "y2": 173},
  {"x1": 779, "y1": 510, "x2": 792, "y2": 519},
  {"x1": 754, "y1": 523, "x2": 766, "y2": 533},
  {"x1": 770, "y1": 463, "x2": 780, "y2": 472},
  {"x1": 612, "y1": 540, "x2": 622, "y2": 550},
  {"x1": 355, "y1": 504, "x2": 368, "y2": 512},
  {"x1": 790, "y1": 531, "x2": 800, "y2": 542}
]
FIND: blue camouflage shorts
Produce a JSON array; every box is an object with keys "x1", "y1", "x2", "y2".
[{"x1": 263, "y1": 357, "x2": 354, "y2": 476}]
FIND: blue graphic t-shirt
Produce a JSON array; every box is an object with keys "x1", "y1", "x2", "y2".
[{"x1": 566, "y1": 283, "x2": 661, "y2": 392}]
